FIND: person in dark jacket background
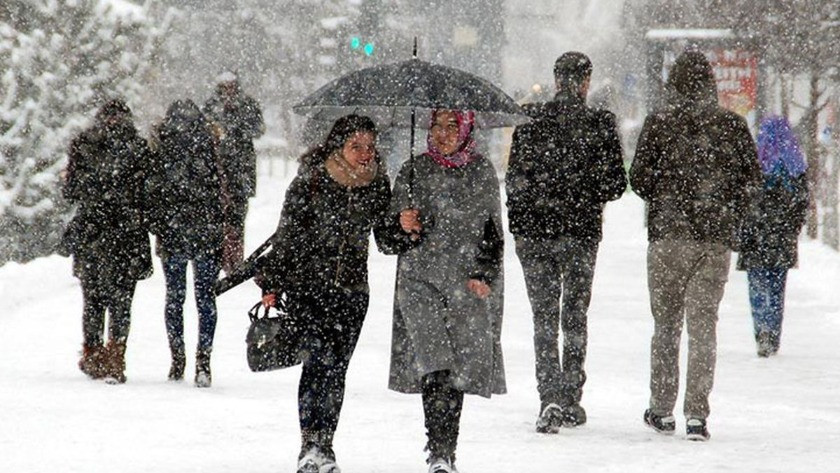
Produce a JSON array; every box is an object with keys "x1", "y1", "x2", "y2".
[
  {"x1": 737, "y1": 116, "x2": 808, "y2": 357},
  {"x1": 146, "y1": 99, "x2": 225, "y2": 388},
  {"x1": 202, "y1": 72, "x2": 265, "y2": 273},
  {"x1": 506, "y1": 51, "x2": 627, "y2": 432},
  {"x1": 256, "y1": 115, "x2": 393, "y2": 473},
  {"x1": 630, "y1": 50, "x2": 762, "y2": 441},
  {"x1": 63, "y1": 98, "x2": 153, "y2": 384},
  {"x1": 389, "y1": 109, "x2": 505, "y2": 473}
]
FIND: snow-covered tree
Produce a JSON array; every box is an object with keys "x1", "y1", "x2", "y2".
[{"x1": 0, "y1": 0, "x2": 172, "y2": 264}]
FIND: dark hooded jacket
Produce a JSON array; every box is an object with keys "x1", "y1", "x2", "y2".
[
  {"x1": 203, "y1": 84, "x2": 264, "y2": 201},
  {"x1": 62, "y1": 103, "x2": 153, "y2": 282},
  {"x1": 506, "y1": 91, "x2": 627, "y2": 241},
  {"x1": 630, "y1": 51, "x2": 763, "y2": 248},
  {"x1": 146, "y1": 100, "x2": 225, "y2": 260}
]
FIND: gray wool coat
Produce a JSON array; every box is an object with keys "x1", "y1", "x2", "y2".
[{"x1": 387, "y1": 153, "x2": 506, "y2": 398}]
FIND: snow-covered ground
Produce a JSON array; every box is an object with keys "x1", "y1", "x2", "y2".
[{"x1": 2, "y1": 165, "x2": 839, "y2": 473}]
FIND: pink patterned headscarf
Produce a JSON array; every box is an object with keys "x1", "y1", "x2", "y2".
[{"x1": 425, "y1": 110, "x2": 479, "y2": 168}]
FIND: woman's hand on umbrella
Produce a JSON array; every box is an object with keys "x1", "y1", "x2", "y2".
[
  {"x1": 262, "y1": 293, "x2": 276, "y2": 308},
  {"x1": 467, "y1": 279, "x2": 491, "y2": 299},
  {"x1": 400, "y1": 208, "x2": 423, "y2": 236}
]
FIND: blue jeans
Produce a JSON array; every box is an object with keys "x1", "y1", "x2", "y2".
[
  {"x1": 747, "y1": 268, "x2": 788, "y2": 341},
  {"x1": 162, "y1": 253, "x2": 221, "y2": 352}
]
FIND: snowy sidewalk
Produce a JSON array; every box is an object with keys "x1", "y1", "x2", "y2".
[{"x1": 2, "y1": 172, "x2": 839, "y2": 473}]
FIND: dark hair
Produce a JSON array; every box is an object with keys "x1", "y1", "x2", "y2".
[
  {"x1": 666, "y1": 50, "x2": 717, "y2": 105},
  {"x1": 301, "y1": 114, "x2": 378, "y2": 166},
  {"x1": 554, "y1": 52, "x2": 592, "y2": 88},
  {"x1": 96, "y1": 98, "x2": 131, "y2": 123}
]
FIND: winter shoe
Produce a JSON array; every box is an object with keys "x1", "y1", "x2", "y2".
[
  {"x1": 535, "y1": 402, "x2": 564, "y2": 433},
  {"x1": 643, "y1": 409, "x2": 676, "y2": 435},
  {"x1": 756, "y1": 331, "x2": 773, "y2": 358},
  {"x1": 686, "y1": 418, "x2": 710, "y2": 441},
  {"x1": 79, "y1": 344, "x2": 107, "y2": 379},
  {"x1": 562, "y1": 403, "x2": 587, "y2": 427},
  {"x1": 103, "y1": 340, "x2": 127, "y2": 384},
  {"x1": 194, "y1": 349, "x2": 212, "y2": 388},
  {"x1": 168, "y1": 351, "x2": 186, "y2": 381},
  {"x1": 297, "y1": 443, "x2": 340, "y2": 473},
  {"x1": 427, "y1": 455, "x2": 458, "y2": 473}
]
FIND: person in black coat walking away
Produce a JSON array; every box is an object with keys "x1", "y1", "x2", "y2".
[
  {"x1": 256, "y1": 115, "x2": 394, "y2": 473},
  {"x1": 505, "y1": 52, "x2": 627, "y2": 432},
  {"x1": 737, "y1": 116, "x2": 809, "y2": 357},
  {"x1": 146, "y1": 99, "x2": 225, "y2": 388},
  {"x1": 630, "y1": 50, "x2": 762, "y2": 441},
  {"x1": 62, "y1": 98, "x2": 153, "y2": 384},
  {"x1": 202, "y1": 72, "x2": 265, "y2": 273}
]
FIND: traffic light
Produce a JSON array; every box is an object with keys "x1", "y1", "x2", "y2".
[{"x1": 349, "y1": 36, "x2": 375, "y2": 57}]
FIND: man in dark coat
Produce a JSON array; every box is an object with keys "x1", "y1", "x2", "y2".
[
  {"x1": 506, "y1": 52, "x2": 627, "y2": 432},
  {"x1": 202, "y1": 72, "x2": 265, "y2": 272},
  {"x1": 63, "y1": 98, "x2": 153, "y2": 384},
  {"x1": 630, "y1": 50, "x2": 762, "y2": 441}
]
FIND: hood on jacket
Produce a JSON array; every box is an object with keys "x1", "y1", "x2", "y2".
[{"x1": 665, "y1": 50, "x2": 718, "y2": 109}]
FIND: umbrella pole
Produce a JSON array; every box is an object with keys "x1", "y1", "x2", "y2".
[{"x1": 408, "y1": 106, "x2": 416, "y2": 205}]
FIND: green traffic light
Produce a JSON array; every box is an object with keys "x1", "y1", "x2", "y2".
[
  {"x1": 364, "y1": 42, "x2": 374, "y2": 56},
  {"x1": 350, "y1": 37, "x2": 361, "y2": 49}
]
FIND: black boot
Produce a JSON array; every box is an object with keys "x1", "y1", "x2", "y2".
[
  {"x1": 195, "y1": 349, "x2": 212, "y2": 388},
  {"x1": 168, "y1": 345, "x2": 186, "y2": 381}
]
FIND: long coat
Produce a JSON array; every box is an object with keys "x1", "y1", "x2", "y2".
[
  {"x1": 387, "y1": 153, "x2": 506, "y2": 398},
  {"x1": 506, "y1": 93, "x2": 627, "y2": 241},
  {"x1": 146, "y1": 104, "x2": 225, "y2": 260},
  {"x1": 737, "y1": 173, "x2": 808, "y2": 270},
  {"x1": 203, "y1": 93, "x2": 264, "y2": 201},
  {"x1": 63, "y1": 122, "x2": 153, "y2": 283}
]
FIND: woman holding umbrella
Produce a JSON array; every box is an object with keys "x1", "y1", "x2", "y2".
[
  {"x1": 256, "y1": 115, "x2": 396, "y2": 473},
  {"x1": 389, "y1": 109, "x2": 506, "y2": 473}
]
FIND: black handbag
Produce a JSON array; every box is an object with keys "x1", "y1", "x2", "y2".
[{"x1": 245, "y1": 294, "x2": 302, "y2": 372}]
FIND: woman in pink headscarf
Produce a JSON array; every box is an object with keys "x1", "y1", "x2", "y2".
[{"x1": 383, "y1": 109, "x2": 506, "y2": 473}]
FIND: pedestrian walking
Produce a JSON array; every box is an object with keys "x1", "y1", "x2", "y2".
[
  {"x1": 388, "y1": 109, "x2": 505, "y2": 473},
  {"x1": 62, "y1": 98, "x2": 153, "y2": 384},
  {"x1": 506, "y1": 51, "x2": 627, "y2": 432},
  {"x1": 737, "y1": 116, "x2": 809, "y2": 357},
  {"x1": 255, "y1": 115, "x2": 394, "y2": 473},
  {"x1": 630, "y1": 50, "x2": 762, "y2": 441},
  {"x1": 203, "y1": 72, "x2": 265, "y2": 273},
  {"x1": 146, "y1": 99, "x2": 225, "y2": 388}
]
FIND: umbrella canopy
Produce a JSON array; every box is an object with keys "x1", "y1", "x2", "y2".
[{"x1": 293, "y1": 58, "x2": 529, "y2": 129}]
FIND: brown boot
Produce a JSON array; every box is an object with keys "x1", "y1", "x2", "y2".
[
  {"x1": 104, "y1": 340, "x2": 127, "y2": 384},
  {"x1": 79, "y1": 344, "x2": 106, "y2": 379}
]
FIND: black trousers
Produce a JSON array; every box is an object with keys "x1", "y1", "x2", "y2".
[
  {"x1": 422, "y1": 370, "x2": 464, "y2": 461},
  {"x1": 514, "y1": 235, "x2": 598, "y2": 408},
  {"x1": 297, "y1": 288, "x2": 369, "y2": 447},
  {"x1": 80, "y1": 275, "x2": 137, "y2": 346}
]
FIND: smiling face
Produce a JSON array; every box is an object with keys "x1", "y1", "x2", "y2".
[
  {"x1": 429, "y1": 110, "x2": 461, "y2": 156},
  {"x1": 341, "y1": 131, "x2": 377, "y2": 169}
]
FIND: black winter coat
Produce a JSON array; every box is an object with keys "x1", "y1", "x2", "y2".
[
  {"x1": 257, "y1": 161, "x2": 394, "y2": 295},
  {"x1": 630, "y1": 98, "x2": 763, "y2": 248},
  {"x1": 737, "y1": 174, "x2": 808, "y2": 270},
  {"x1": 63, "y1": 122, "x2": 153, "y2": 282},
  {"x1": 203, "y1": 94, "x2": 264, "y2": 201},
  {"x1": 146, "y1": 107, "x2": 225, "y2": 260},
  {"x1": 506, "y1": 93, "x2": 627, "y2": 241}
]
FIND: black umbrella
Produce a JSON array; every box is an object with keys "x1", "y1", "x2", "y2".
[{"x1": 292, "y1": 57, "x2": 529, "y2": 129}]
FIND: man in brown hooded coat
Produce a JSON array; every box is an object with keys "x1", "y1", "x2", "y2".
[{"x1": 630, "y1": 50, "x2": 762, "y2": 441}]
